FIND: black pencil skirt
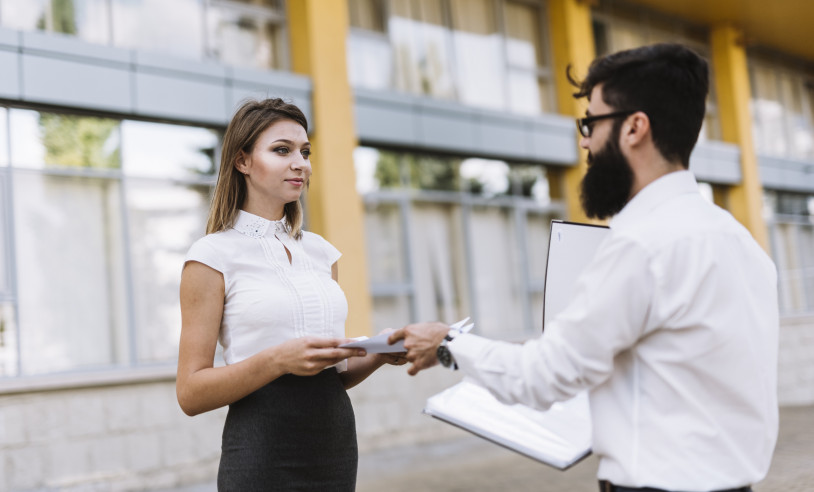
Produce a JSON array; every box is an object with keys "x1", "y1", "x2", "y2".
[{"x1": 217, "y1": 369, "x2": 358, "y2": 492}]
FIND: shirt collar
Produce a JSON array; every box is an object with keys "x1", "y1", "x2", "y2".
[
  {"x1": 609, "y1": 170, "x2": 699, "y2": 231},
  {"x1": 233, "y1": 210, "x2": 287, "y2": 238}
]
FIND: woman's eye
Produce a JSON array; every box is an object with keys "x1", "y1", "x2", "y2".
[
  {"x1": 301, "y1": 149, "x2": 311, "y2": 158},
  {"x1": 273, "y1": 147, "x2": 289, "y2": 155}
]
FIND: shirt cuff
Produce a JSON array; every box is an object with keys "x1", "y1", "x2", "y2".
[{"x1": 447, "y1": 333, "x2": 492, "y2": 375}]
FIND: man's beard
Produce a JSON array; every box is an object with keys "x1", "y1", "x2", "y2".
[{"x1": 580, "y1": 128, "x2": 634, "y2": 220}]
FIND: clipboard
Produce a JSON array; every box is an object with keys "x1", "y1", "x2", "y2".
[{"x1": 423, "y1": 220, "x2": 609, "y2": 470}]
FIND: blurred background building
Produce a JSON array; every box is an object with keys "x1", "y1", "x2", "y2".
[{"x1": 0, "y1": 0, "x2": 811, "y2": 489}]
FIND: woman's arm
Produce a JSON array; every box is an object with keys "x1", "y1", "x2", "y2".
[{"x1": 176, "y1": 261, "x2": 362, "y2": 416}]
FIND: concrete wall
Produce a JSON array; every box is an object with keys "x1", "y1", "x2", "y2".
[{"x1": 778, "y1": 314, "x2": 814, "y2": 405}]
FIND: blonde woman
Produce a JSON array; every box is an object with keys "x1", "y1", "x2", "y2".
[{"x1": 177, "y1": 98, "x2": 401, "y2": 491}]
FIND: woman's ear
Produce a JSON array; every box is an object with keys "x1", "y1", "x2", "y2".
[{"x1": 234, "y1": 150, "x2": 250, "y2": 175}]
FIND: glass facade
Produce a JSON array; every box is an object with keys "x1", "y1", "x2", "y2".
[
  {"x1": 355, "y1": 146, "x2": 559, "y2": 338},
  {"x1": 1, "y1": 107, "x2": 218, "y2": 376},
  {"x1": 591, "y1": 2, "x2": 723, "y2": 142},
  {"x1": 765, "y1": 191, "x2": 814, "y2": 315},
  {"x1": 0, "y1": 0, "x2": 287, "y2": 70},
  {"x1": 750, "y1": 57, "x2": 814, "y2": 160},
  {"x1": 347, "y1": 0, "x2": 556, "y2": 114}
]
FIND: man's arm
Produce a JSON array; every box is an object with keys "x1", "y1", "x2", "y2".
[{"x1": 389, "y1": 235, "x2": 655, "y2": 409}]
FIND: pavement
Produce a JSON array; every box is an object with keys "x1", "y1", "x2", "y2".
[{"x1": 356, "y1": 404, "x2": 814, "y2": 492}]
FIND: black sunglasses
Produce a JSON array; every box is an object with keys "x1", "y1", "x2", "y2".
[{"x1": 576, "y1": 110, "x2": 637, "y2": 138}]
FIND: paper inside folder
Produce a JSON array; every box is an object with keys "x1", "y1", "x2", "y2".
[{"x1": 423, "y1": 381, "x2": 592, "y2": 470}]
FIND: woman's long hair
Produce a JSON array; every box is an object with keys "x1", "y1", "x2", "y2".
[{"x1": 206, "y1": 98, "x2": 309, "y2": 238}]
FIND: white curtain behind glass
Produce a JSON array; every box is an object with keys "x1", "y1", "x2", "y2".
[
  {"x1": 468, "y1": 206, "x2": 524, "y2": 338},
  {"x1": 14, "y1": 174, "x2": 128, "y2": 374},
  {"x1": 449, "y1": 0, "x2": 505, "y2": 110},
  {"x1": 127, "y1": 182, "x2": 209, "y2": 363},
  {"x1": 409, "y1": 204, "x2": 466, "y2": 324}
]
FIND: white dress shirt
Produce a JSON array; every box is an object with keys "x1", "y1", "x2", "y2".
[
  {"x1": 450, "y1": 171, "x2": 779, "y2": 490},
  {"x1": 185, "y1": 210, "x2": 349, "y2": 370}
]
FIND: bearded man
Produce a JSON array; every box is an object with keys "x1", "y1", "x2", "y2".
[{"x1": 389, "y1": 43, "x2": 779, "y2": 492}]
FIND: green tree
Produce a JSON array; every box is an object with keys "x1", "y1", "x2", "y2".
[{"x1": 38, "y1": 113, "x2": 120, "y2": 169}]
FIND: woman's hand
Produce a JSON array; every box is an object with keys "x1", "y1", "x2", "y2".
[
  {"x1": 273, "y1": 336, "x2": 365, "y2": 376},
  {"x1": 374, "y1": 352, "x2": 408, "y2": 366}
]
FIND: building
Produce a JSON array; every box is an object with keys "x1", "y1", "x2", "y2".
[{"x1": 0, "y1": 0, "x2": 811, "y2": 489}]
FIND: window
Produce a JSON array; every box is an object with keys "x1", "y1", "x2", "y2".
[
  {"x1": 347, "y1": 0, "x2": 556, "y2": 115},
  {"x1": 750, "y1": 58, "x2": 814, "y2": 160},
  {"x1": 112, "y1": 0, "x2": 205, "y2": 59},
  {"x1": 591, "y1": 4, "x2": 722, "y2": 142},
  {"x1": 765, "y1": 191, "x2": 814, "y2": 315},
  {"x1": 355, "y1": 146, "x2": 559, "y2": 338},
  {"x1": 205, "y1": 0, "x2": 287, "y2": 70},
  {"x1": 2, "y1": 107, "x2": 218, "y2": 377},
  {"x1": 348, "y1": 0, "x2": 394, "y2": 90},
  {"x1": 0, "y1": 0, "x2": 288, "y2": 70},
  {"x1": 0, "y1": 0, "x2": 111, "y2": 44}
]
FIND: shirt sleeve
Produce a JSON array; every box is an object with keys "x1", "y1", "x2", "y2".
[
  {"x1": 317, "y1": 234, "x2": 342, "y2": 266},
  {"x1": 185, "y1": 236, "x2": 226, "y2": 275},
  {"x1": 448, "y1": 235, "x2": 655, "y2": 410}
]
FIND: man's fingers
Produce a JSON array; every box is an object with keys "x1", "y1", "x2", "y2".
[{"x1": 388, "y1": 329, "x2": 406, "y2": 345}]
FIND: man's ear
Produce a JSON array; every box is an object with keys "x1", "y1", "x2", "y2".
[
  {"x1": 622, "y1": 111, "x2": 650, "y2": 148},
  {"x1": 235, "y1": 150, "x2": 249, "y2": 175}
]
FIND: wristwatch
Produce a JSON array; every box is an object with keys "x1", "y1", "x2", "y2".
[{"x1": 436, "y1": 331, "x2": 459, "y2": 370}]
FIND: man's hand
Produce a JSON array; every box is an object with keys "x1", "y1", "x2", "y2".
[{"x1": 387, "y1": 322, "x2": 450, "y2": 376}]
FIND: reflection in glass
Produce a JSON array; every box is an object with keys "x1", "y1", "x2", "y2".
[
  {"x1": 14, "y1": 173, "x2": 128, "y2": 375},
  {"x1": 410, "y1": 203, "x2": 468, "y2": 323},
  {"x1": 364, "y1": 202, "x2": 407, "y2": 283},
  {"x1": 468, "y1": 204, "x2": 524, "y2": 337},
  {"x1": 390, "y1": 0, "x2": 455, "y2": 98},
  {"x1": 460, "y1": 158, "x2": 509, "y2": 196},
  {"x1": 525, "y1": 213, "x2": 550, "y2": 284},
  {"x1": 407, "y1": 154, "x2": 459, "y2": 191},
  {"x1": 347, "y1": 0, "x2": 391, "y2": 90},
  {"x1": 0, "y1": 107, "x2": 7, "y2": 166},
  {"x1": 127, "y1": 180, "x2": 211, "y2": 363},
  {"x1": 112, "y1": 0, "x2": 204, "y2": 59},
  {"x1": 0, "y1": 0, "x2": 110, "y2": 44},
  {"x1": 510, "y1": 164, "x2": 549, "y2": 203},
  {"x1": 371, "y1": 296, "x2": 410, "y2": 334},
  {"x1": 449, "y1": 0, "x2": 504, "y2": 109},
  {"x1": 207, "y1": 3, "x2": 283, "y2": 69},
  {"x1": 10, "y1": 109, "x2": 121, "y2": 170},
  {"x1": 121, "y1": 121, "x2": 218, "y2": 179},
  {"x1": 0, "y1": 303, "x2": 18, "y2": 377},
  {"x1": 0, "y1": 173, "x2": 8, "y2": 293}
]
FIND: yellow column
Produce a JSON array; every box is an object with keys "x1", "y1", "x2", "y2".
[
  {"x1": 288, "y1": 0, "x2": 373, "y2": 337},
  {"x1": 710, "y1": 25, "x2": 769, "y2": 250},
  {"x1": 548, "y1": 0, "x2": 596, "y2": 223}
]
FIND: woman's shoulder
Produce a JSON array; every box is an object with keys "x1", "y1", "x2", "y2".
[{"x1": 300, "y1": 230, "x2": 341, "y2": 264}]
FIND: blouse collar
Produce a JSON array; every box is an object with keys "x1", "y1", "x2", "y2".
[{"x1": 233, "y1": 210, "x2": 288, "y2": 238}]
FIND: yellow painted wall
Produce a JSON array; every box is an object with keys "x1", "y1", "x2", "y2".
[{"x1": 288, "y1": 0, "x2": 373, "y2": 337}]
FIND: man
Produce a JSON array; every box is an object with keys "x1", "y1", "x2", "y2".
[{"x1": 388, "y1": 44, "x2": 778, "y2": 492}]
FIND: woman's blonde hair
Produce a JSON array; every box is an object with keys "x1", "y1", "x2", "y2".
[{"x1": 206, "y1": 98, "x2": 309, "y2": 238}]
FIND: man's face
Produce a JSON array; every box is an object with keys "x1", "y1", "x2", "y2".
[{"x1": 578, "y1": 86, "x2": 634, "y2": 220}]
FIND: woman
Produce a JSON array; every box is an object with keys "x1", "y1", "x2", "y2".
[{"x1": 177, "y1": 98, "x2": 401, "y2": 491}]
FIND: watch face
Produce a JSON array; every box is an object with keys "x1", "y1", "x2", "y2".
[{"x1": 436, "y1": 344, "x2": 452, "y2": 368}]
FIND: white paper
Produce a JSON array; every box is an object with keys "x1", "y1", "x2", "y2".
[
  {"x1": 424, "y1": 380, "x2": 592, "y2": 470},
  {"x1": 339, "y1": 332, "x2": 405, "y2": 353}
]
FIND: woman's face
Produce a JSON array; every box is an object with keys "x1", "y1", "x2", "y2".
[{"x1": 238, "y1": 118, "x2": 311, "y2": 215}]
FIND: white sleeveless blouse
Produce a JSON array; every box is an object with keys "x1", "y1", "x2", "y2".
[{"x1": 185, "y1": 210, "x2": 349, "y2": 369}]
